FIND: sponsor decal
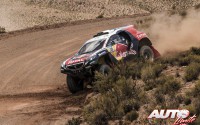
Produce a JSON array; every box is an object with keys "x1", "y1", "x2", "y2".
[
  {"x1": 148, "y1": 109, "x2": 197, "y2": 125},
  {"x1": 68, "y1": 58, "x2": 84, "y2": 64},
  {"x1": 118, "y1": 49, "x2": 137, "y2": 58},
  {"x1": 136, "y1": 32, "x2": 146, "y2": 39}
]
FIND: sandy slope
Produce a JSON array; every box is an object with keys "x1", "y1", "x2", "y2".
[
  {"x1": 1, "y1": 0, "x2": 199, "y2": 31},
  {"x1": 0, "y1": 17, "x2": 146, "y2": 125}
]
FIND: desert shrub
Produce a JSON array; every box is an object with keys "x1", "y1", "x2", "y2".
[
  {"x1": 96, "y1": 13, "x2": 104, "y2": 18},
  {"x1": 184, "y1": 97, "x2": 192, "y2": 105},
  {"x1": 154, "y1": 91, "x2": 165, "y2": 104},
  {"x1": 0, "y1": 26, "x2": 6, "y2": 34},
  {"x1": 94, "y1": 60, "x2": 144, "y2": 93},
  {"x1": 154, "y1": 76, "x2": 181, "y2": 105},
  {"x1": 189, "y1": 55, "x2": 200, "y2": 63},
  {"x1": 163, "y1": 79, "x2": 181, "y2": 93},
  {"x1": 177, "y1": 56, "x2": 191, "y2": 66},
  {"x1": 144, "y1": 74, "x2": 172, "y2": 91},
  {"x1": 167, "y1": 99, "x2": 180, "y2": 109},
  {"x1": 144, "y1": 80, "x2": 156, "y2": 91},
  {"x1": 162, "y1": 77, "x2": 181, "y2": 95},
  {"x1": 93, "y1": 110, "x2": 108, "y2": 125},
  {"x1": 159, "y1": 48, "x2": 200, "y2": 66},
  {"x1": 159, "y1": 56, "x2": 178, "y2": 66},
  {"x1": 184, "y1": 82, "x2": 200, "y2": 121},
  {"x1": 67, "y1": 117, "x2": 82, "y2": 125},
  {"x1": 141, "y1": 63, "x2": 164, "y2": 82},
  {"x1": 126, "y1": 61, "x2": 144, "y2": 79},
  {"x1": 179, "y1": 10, "x2": 187, "y2": 17},
  {"x1": 192, "y1": 97, "x2": 200, "y2": 115},
  {"x1": 184, "y1": 63, "x2": 200, "y2": 82},
  {"x1": 121, "y1": 101, "x2": 134, "y2": 114},
  {"x1": 190, "y1": 47, "x2": 200, "y2": 55},
  {"x1": 125, "y1": 111, "x2": 138, "y2": 122},
  {"x1": 114, "y1": 60, "x2": 145, "y2": 80},
  {"x1": 177, "y1": 55, "x2": 200, "y2": 66},
  {"x1": 176, "y1": 94, "x2": 184, "y2": 104},
  {"x1": 93, "y1": 72, "x2": 115, "y2": 93},
  {"x1": 84, "y1": 63, "x2": 147, "y2": 124},
  {"x1": 191, "y1": 81, "x2": 200, "y2": 97}
]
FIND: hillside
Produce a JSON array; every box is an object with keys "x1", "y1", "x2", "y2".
[
  {"x1": 0, "y1": 0, "x2": 199, "y2": 31},
  {"x1": 78, "y1": 47, "x2": 200, "y2": 125}
]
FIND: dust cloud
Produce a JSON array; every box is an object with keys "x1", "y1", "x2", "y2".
[{"x1": 150, "y1": 9, "x2": 200, "y2": 54}]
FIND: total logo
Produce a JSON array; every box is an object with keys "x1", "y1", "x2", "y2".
[{"x1": 148, "y1": 109, "x2": 197, "y2": 125}]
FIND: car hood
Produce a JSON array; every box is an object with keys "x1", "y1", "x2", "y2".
[{"x1": 65, "y1": 53, "x2": 91, "y2": 65}]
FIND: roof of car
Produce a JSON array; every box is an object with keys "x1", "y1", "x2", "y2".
[{"x1": 85, "y1": 25, "x2": 133, "y2": 44}]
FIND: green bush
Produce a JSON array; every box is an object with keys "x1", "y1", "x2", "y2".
[
  {"x1": 84, "y1": 63, "x2": 146, "y2": 124},
  {"x1": 94, "y1": 61, "x2": 144, "y2": 93},
  {"x1": 93, "y1": 110, "x2": 108, "y2": 125},
  {"x1": 159, "y1": 56, "x2": 178, "y2": 66},
  {"x1": 141, "y1": 63, "x2": 164, "y2": 82},
  {"x1": 93, "y1": 72, "x2": 115, "y2": 93},
  {"x1": 154, "y1": 76, "x2": 181, "y2": 106},
  {"x1": 190, "y1": 47, "x2": 200, "y2": 55},
  {"x1": 144, "y1": 80, "x2": 155, "y2": 91},
  {"x1": 177, "y1": 57, "x2": 191, "y2": 66},
  {"x1": 184, "y1": 63, "x2": 200, "y2": 82},
  {"x1": 159, "y1": 48, "x2": 200, "y2": 66},
  {"x1": 162, "y1": 77, "x2": 181, "y2": 95}
]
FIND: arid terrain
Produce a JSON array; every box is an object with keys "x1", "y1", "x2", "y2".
[
  {"x1": 0, "y1": 0, "x2": 200, "y2": 125},
  {"x1": 0, "y1": 0, "x2": 199, "y2": 31}
]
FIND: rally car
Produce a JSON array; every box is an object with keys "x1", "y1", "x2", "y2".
[{"x1": 61, "y1": 25, "x2": 160, "y2": 93}]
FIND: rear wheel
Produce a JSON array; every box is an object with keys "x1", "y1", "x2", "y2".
[
  {"x1": 139, "y1": 45, "x2": 154, "y2": 61},
  {"x1": 67, "y1": 75, "x2": 83, "y2": 93}
]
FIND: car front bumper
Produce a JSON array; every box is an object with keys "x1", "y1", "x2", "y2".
[{"x1": 61, "y1": 65, "x2": 94, "y2": 79}]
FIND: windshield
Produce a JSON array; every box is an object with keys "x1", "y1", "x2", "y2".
[{"x1": 78, "y1": 39, "x2": 105, "y2": 55}]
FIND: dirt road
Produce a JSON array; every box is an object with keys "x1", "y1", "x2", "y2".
[{"x1": 0, "y1": 17, "x2": 146, "y2": 125}]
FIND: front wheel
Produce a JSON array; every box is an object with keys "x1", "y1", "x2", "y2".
[
  {"x1": 139, "y1": 45, "x2": 154, "y2": 61},
  {"x1": 67, "y1": 75, "x2": 83, "y2": 93}
]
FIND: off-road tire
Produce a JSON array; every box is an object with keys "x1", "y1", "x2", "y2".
[
  {"x1": 99, "y1": 64, "x2": 110, "y2": 75},
  {"x1": 139, "y1": 45, "x2": 154, "y2": 61},
  {"x1": 67, "y1": 75, "x2": 83, "y2": 93}
]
